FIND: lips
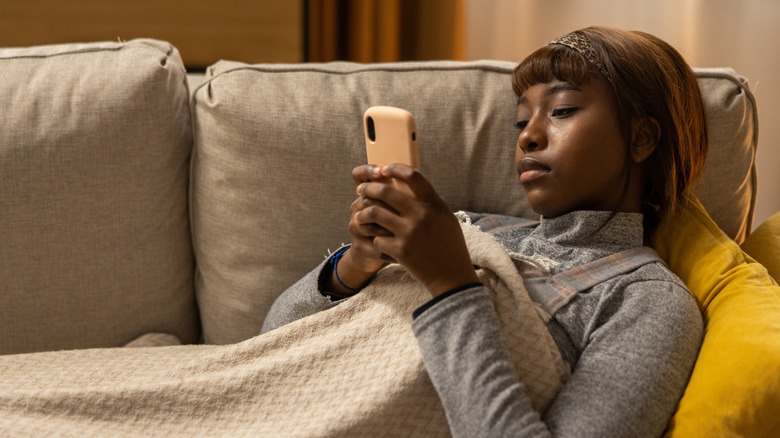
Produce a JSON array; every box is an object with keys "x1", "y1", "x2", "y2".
[{"x1": 517, "y1": 157, "x2": 551, "y2": 184}]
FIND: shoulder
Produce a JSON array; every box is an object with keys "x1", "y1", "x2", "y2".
[
  {"x1": 560, "y1": 258, "x2": 702, "y2": 338},
  {"x1": 599, "y1": 261, "x2": 702, "y2": 334},
  {"x1": 615, "y1": 261, "x2": 695, "y2": 308}
]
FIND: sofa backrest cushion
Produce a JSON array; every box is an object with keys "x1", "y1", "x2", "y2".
[
  {"x1": 190, "y1": 61, "x2": 757, "y2": 344},
  {"x1": 693, "y1": 69, "x2": 758, "y2": 243},
  {"x1": 0, "y1": 39, "x2": 199, "y2": 354}
]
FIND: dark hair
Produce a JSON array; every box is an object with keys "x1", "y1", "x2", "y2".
[{"x1": 512, "y1": 26, "x2": 708, "y2": 232}]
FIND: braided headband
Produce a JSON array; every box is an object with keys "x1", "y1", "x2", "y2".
[{"x1": 549, "y1": 32, "x2": 612, "y2": 83}]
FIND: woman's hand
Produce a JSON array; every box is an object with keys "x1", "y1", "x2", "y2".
[
  {"x1": 324, "y1": 165, "x2": 390, "y2": 296},
  {"x1": 352, "y1": 164, "x2": 479, "y2": 297}
]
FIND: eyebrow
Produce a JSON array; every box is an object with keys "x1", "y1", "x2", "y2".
[{"x1": 517, "y1": 82, "x2": 582, "y2": 105}]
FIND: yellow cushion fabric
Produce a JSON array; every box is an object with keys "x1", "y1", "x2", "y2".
[
  {"x1": 652, "y1": 195, "x2": 780, "y2": 437},
  {"x1": 741, "y1": 212, "x2": 780, "y2": 283}
]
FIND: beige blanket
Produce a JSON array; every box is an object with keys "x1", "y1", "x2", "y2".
[{"x1": 0, "y1": 222, "x2": 568, "y2": 437}]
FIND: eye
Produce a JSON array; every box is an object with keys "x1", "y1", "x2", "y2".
[
  {"x1": 515, "y1": 120, "x2": 528, "y2": 131},
  {"x1": 551, "y1": 107, "x2": 577, "y2": 118}
]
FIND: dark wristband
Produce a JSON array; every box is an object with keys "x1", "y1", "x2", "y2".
[
  {"x1": 329, "y1": 246, "x2": 363, "y2": 293},
  {"x1": 318, "y1": 246, "x2": 365, "y2": 302}
]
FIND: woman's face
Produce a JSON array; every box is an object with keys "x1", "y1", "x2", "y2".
[{"x1": 515, "y1": 76, "x2": 632, "y2": 218}]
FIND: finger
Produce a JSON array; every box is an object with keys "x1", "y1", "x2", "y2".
[
  {"x1": 348, "y1": 238, "x2": 387, "y2": 268},
  {"x1": 349, "y1": 197, "x2": 395, "y2": 237},
  {"x1": 356, "y1": 181, "x2": 410, "y2": 214},
  {"x1": 352, "y1": 164, "x2": 383, "y2": 185},
  {"x1": 355, "y1": 202, "x2": 404, "y2": 236},
  {"x1": 371, "y1": 235, "x2": 399, "y2": 264},
  {"x1": 356, "y1": 194, "x2": 399, "y2": 216},
  {"x1": 361, "y1": 223, "x2": 394, "y2": 237},
  {"x1": 380, "y1": 164, "x2": 443, "y2": 206}
]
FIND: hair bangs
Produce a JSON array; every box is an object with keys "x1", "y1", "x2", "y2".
[{"x1": 512, "y1": 45, "x2": 593, "y2": 97}]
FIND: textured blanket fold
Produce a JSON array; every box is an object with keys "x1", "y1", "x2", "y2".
[{"x1": 0, "y1": 221, "x2": 567, "y2": 437}]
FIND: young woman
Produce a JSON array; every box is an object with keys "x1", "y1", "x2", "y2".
[{"x1": 263, "y1": 26, "x2": 706, "y2": 437}]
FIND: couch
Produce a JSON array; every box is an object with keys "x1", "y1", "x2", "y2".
[{"x1": 1, "y1": 39, "x2": 778, "y2": 436}]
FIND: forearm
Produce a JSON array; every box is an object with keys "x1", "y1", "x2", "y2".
[{"x1": 412, "y1": 286, "x2": 551, "y2": 437}]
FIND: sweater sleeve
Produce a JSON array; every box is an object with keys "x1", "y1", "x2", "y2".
[
  {"x1": 412, "y1": 286, "x2": 552, "y2": 437},
  {"x1": 412, "y1": 280, "x2": 702, "y2": 438},
  {"x1": 260, "y1": 257, "x2": 345, "y2": 334},
  {"x1": 542, "y1": 280, "x2": 702, "y2": 437}
]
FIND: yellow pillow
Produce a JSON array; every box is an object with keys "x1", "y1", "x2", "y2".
[
  {"x1": 741, "y1": 211, "x2": 780, "y2": 283},
  {"x1": 652, "y1": 195, "x2": 780, "y2": 437}
]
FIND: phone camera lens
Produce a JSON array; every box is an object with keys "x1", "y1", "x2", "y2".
[{"x1": 367, "y1": 116, "x2": 376, "y2": 142}]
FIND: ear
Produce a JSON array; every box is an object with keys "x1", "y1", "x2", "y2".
[{"x1": 630, "y1": 117, "x2": 660, "y2": 163}]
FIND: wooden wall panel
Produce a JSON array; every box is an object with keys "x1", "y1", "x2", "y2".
[{"x1": 0, "y1": 0, "x2": 303, "y2": 68}]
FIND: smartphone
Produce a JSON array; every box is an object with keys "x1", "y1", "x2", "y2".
[{"x1": 363, "y1": 106, "x2": 420, "y2": 196}]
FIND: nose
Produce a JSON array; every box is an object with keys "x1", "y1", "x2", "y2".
[
  {"x1": 517, "y1": 120, "x2": 545, "y2": 153},
  {"x1": 518, "y1": 137, "x2": 540, "y2": 153}
]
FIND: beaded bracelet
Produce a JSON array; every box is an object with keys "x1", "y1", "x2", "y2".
[{"x1": 329, "y1": 246, "x2": 364, "y2": 293}]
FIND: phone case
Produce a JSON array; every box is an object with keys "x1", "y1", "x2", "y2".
[{"x1": 363, "y1": 106, "x2": 420, "y2": 196}]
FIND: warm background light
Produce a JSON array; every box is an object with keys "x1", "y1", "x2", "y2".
[{"x1": 465, "y1": 0, "x2": 779, "y2": 229}]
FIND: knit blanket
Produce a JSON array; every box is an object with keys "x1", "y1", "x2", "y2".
[{"x1": 0, "y1": 221, "x2": 568, "y2": 437}]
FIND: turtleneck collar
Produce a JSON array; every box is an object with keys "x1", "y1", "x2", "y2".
[{"x1": 533, "y1": 210, "x2": 644, "y2": 249}]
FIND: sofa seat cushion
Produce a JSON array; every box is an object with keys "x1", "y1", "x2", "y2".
[{"x1": 0, "y1": 39, "x2": 198, "y2": 354}]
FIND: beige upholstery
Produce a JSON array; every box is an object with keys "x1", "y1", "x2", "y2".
[
  {"x1": 693, "y1": 69, "x2": 758, "y2": 243},
  {"x1": 0, "y1": 40, "x2": 199, "y2": 354},
  {"x1": 190, "y1": 61, "x2": 757, "y2": 344}
]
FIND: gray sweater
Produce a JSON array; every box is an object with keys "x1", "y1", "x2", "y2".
[{"x1": 261, "y1": 211, "x2": 703, "y2": 437}]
